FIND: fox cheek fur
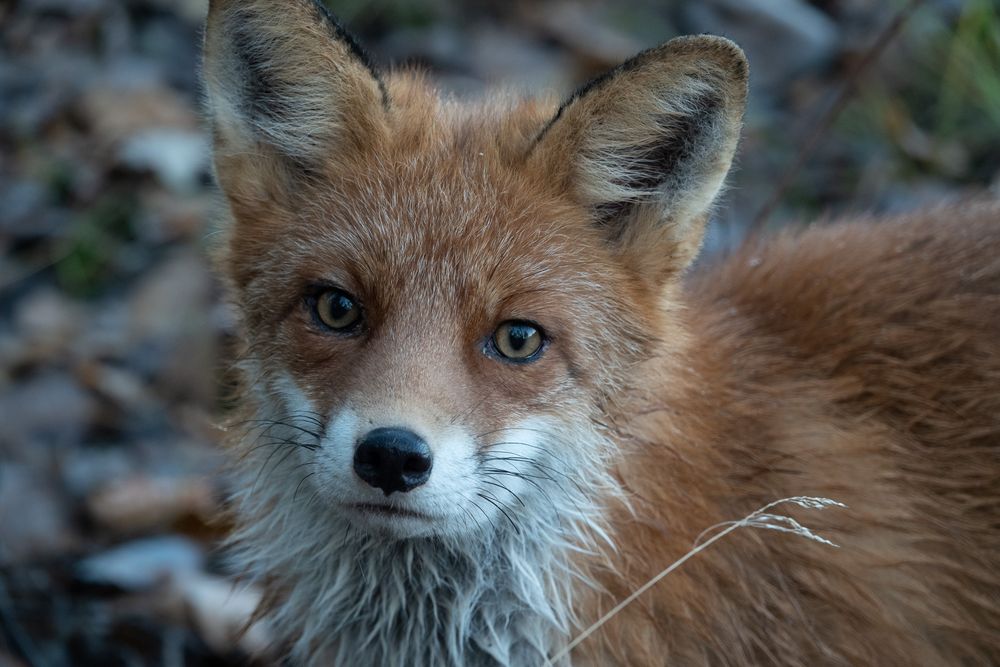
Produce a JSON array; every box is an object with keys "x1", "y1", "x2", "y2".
[{"x1": 203, "y1": 1, "x2": 1000, "y2": 665}]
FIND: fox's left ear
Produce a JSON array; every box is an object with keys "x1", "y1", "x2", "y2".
[{"x1": 530, "y1": 36, "x2": 748, "y2": 284}]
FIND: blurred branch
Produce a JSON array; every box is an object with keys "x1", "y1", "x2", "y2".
[{"x1": 748, "y1": 0, "x2": 926, "y2": 236}]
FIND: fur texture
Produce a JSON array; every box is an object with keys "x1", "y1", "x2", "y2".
[
  {"x1": 203, "y1": 2, "x2": 1000, "y2": 665},
  {"x1": 230, "y1": 409, "x2": 619, "y2": 665},
  {"x1": 579, "y1": 205, "x2": 1000, "y2": 665}
]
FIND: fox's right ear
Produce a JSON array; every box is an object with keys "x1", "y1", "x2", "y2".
[{"x1": 202, "y1": 0, "x2": 388, "y2": 191}]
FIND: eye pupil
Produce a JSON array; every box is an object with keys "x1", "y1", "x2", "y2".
[
  {"x1": 508, "y1": 327, "x2": 530, "y2": 350},
  {"x1": 492, "y1": 321, "x2": 543, "y2": 362},
  {"x1": 330, "y1": 294, "x2": 352, "y2": 318},
  {"x1": 313, "y1": 288, "x2": 361, "y2": 331}
]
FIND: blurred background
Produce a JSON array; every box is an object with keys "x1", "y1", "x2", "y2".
[{"x1": 1, "y1": 0, "x2": 998, "y2": 664}]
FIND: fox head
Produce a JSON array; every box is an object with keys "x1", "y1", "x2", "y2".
[{"x1": 204, "y1": 0, "x2": 746, "y2": 544}]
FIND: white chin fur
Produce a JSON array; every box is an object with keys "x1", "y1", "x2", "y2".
[{"x1": 229, "y1": 371, "x2": 622, "y2": 665}]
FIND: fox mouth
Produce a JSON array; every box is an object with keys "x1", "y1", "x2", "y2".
[{"x1": 351, "y1": 503, "x2": 434, "y2": 520}]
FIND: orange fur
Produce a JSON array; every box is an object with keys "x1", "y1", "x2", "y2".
[
  {"x1": 578, "y1": 205, "x2": 1000, "y2": 665},
  {"x1": 203, "y1": 2, "x2": 1000, "y2": 664}
]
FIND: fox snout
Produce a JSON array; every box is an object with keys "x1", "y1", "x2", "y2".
[{"x1": 353, "y1": 427, "x2": 433, "y2": 496}]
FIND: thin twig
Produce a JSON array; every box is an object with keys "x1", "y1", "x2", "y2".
[
  {"x1": 546, "y1": 496, "x2": 846, "y2": 664},
  {"x1": 748, "y1": 0, "x2": 926, "y2": 237}
]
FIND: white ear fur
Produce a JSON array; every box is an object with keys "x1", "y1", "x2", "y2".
[{"x1": 531, "y1": 35, "x2": 748, "y2": 279}]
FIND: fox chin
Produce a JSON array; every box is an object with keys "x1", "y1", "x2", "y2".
[{"x1": 203, "y1": 1, "x2": 1000, "y2": 665}]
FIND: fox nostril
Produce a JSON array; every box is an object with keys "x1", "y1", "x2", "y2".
[
  {"x1": 353, "y1": 427, "x2": 433, "y2": 496},
  {"x1": 404, "y1": 454, "x2": 431, "y2": 474}
]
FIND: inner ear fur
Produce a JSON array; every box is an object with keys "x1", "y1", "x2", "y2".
[
  {"x1": 529, "y1": 35, "x2": 749, "y2": 282},
  {"x1": 202, "y1": 0, "x2": 389, "y2": 180}
]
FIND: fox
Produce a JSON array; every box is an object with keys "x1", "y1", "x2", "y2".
[{"x1": 201, "y1": 1, "x2": 1000, "y2": 665}]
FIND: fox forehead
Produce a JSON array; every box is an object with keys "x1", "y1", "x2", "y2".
[
  {"x1": 227, "y1": 79, "x2": 654, "y2": 338},
  {"x1": 233, "y1": 82, "x2": 585, "y2": 268}
]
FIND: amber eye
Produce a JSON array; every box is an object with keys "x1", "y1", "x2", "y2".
[
  {"x1": 314, "y1": 289, "x2": 362, "y2": 331},
  {"x1": 492, "y1": 321, "x2": 544, "y2": 362}
]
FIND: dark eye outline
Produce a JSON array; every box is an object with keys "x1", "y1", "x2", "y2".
[
  {"x1": 304, "y1": 285, "x2": 364, "y2": 335},
  {"x1": 487, "y1": 320, "x2": 547, "y2": 364}
]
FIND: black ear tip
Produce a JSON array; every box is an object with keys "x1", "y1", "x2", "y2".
[
  {"x1": 206, "y1": 0, "x2": 389, "y2": 109},
  {"x1": 310, "y1": 1, "x2": 375, "y2": 70},
  {"x1": 309, "y1": 0, "x2": 389, "y2": 107}
]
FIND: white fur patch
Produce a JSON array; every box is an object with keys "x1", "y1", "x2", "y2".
[{"x1": 227, "y1": 374, "x2": 623, "y2": 665}]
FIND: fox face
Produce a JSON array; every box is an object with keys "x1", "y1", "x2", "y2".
[
  {"x1": 203, "y1": 0, "x2": 746, "y2": 662},
  {"x1": 229, "y1": 173, "x2": 644, "y2": 539},
  {"x1": 220, "y1": 103, "x2": 661, "y2": 535}
]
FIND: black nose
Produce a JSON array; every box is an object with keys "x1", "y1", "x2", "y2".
[{"x1": 353, "y1": 428, "x2": 433, "y2": 496}]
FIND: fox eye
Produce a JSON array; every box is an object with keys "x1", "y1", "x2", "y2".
[
  {"x1": 492, "y1": 321, "x2": 544, "y2": 362},
  {"x1": 313, "y1": 288, "x2": 362, "y2": 331}
]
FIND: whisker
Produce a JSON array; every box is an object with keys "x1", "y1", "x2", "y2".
[
  {"x1": 491, "y1": 449, "x2": 583, "y2": 491},
  {"x1": 250, "y1": 438, "x2": 307, "y2": 496},
  {"x1": 484, "y1": 441, "x2": 569, "y2": 462},
  {"x1": 481, "y1": 441, "x2": 581, "y2": 475},
  {"x1": 237, "y1": 418, "x2": 321, "y2": 440},
  {"x1": 293, "y1": 471, "x2": 317, "y2": 502},
  {"x1": 482, "y1": 467, "x2": 558, "y2": 506},
  {"x1": 480, "y1": 454, "x2": 591, "y2": 516},
  {"x1": 466, "y1": 493, "x2": 498, "y2": 533},
  {"x1": 241, "y1": 436, "x2": 317, "y2": 460},
  {"x1": 480, "y1": 455, "x2": 563, "y2": 490},
  {"x1": 481, "y1": 478, "x2": 526, "y2": 508},
  {"x1": 474, "y1": 426, "x2": 548, "y2": 440},
  {"x1": 476, "y1": 491, "x2": 520, "y2": 535},
  {"x1": 268, "y1": 442, "x2": 306, "y2": 483},
  {"x1": 482, "y1": 453, "x2": 585, "y2": 494}
]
